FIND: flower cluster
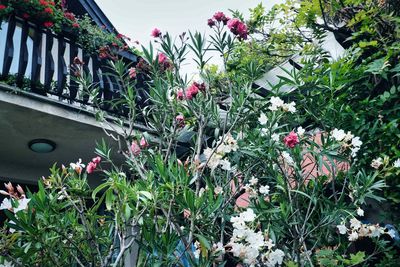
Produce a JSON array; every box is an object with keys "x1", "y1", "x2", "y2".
[
  {"x1": 202, "y1": 133, "x2": 238, "y2": 170},
  {"x1": 207, "y1": 12, "x2": 248, "y2": 40},
  {"x1": 227, "y1": 208, "x2": 285, "y2": 266},
  {"x1": 330, "y1": 128, "x2": 362, "y2": 157},
  {"x1": 177, "y1": 82, "x2": 207, "y2": 101},
  {"x1": 268, "y1": 96, "x2": 296, "y2": 113},
  {"x1": 130, "y1": 137, "x2": 149, "y2": 156},
  {"x1": 87, "y1": 156, "x2": 101, "y2": 174},
  {"x1": 70, "y1": 158, "x2": 85, "y2": 174},
  {"x1": 283, "y1": 131, "x2": 299, "y2": 148},
  {"x1": 336, "y1": 216, "x2": 395, "y2": 241},
  {"x1": 0, "y1": 182, "x2": 30, "y2": 214}
]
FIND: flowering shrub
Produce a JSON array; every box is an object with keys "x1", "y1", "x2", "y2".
[{"x1": 1, "y1": 5, "x2": 400, "y2": 267}]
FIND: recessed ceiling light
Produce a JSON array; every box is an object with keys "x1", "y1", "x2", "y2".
[{"x1": 28, "y1": 139, "x2": 56, "y2": 153}]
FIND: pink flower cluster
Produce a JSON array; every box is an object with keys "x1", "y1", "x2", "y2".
[
  {"x1": 283, "y1": 132, "x2": 299, "y2": 148},
  {"x1": 151, "y1": 28, "x2": 162, "y2": 38},
  {"x1": 177, "y1": 82, "x2": 206, "y2": 101},
  {"x1": 130, "y1": 137, "x2": 149, "y2": 156},
  {"x1": 176, "y1": 115, "x2": 185, "y2": 127},
  {"x1": 129, "y1": 67, "x2": 137, "y2": 79},
  {"x1": 227, "y1": 18, "x2": 248, "y2": 40},
  {"x1": 207, "y1": 12, "x2": 248, "y2": 40},
  {"x1": 87, "y1": 156, "x2": 101, "y2": 174}
]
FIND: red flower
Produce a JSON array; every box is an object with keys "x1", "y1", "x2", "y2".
[
  {"x1": 72, "y1": 23, "x2": 79, "y2": 28},
  {"x1": 64, "y1": 12, "x2": 76, "y2": 21},
  {"x1": 0, "y1": 5, "x2": 7, "y2": 10},
  {"x1": 39, "y1": 0, "x2": 48, "y2": 6},
  {"x1": 207, "y1": 18, "x2": 216, "y2": 28},
  {"x1": 283, "y1": 131, "x2": 299, "y2": 148},
  {"x1": 129, "y1": 67, "x2": 137, "y2": 79},
  {"x1": 44, "y1": 7, "x2": 53, "y2": 14},
  {"x1": 151, "y1": 28, "x2": 162, "y2": 38},
  {"x1": 22, "y1": 13, "x2": 30, "y2": 19},
  {"x1": 43, "y1": 21, "x2": 54, "y2": 28}
]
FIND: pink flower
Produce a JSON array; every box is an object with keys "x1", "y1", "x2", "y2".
[
  {"x1": 0, "y1": 5, "x2": 7, "y2": 10},
  {"x1": 151, "y1": 28, "x2": 162, "y2": 38},
  {"x1": 283, "y1": 131, "x2": 299, "y2": 148},
  {"x1": 213, "y1": 11, "x2": 226, "y2": 22},
  {"x1": 92, "y1": 156, "x2": 101, "y2": 164},
  {"x1": 185, "y1": 84, "x2": 199, "y2": 100},
  {"x1": 129, "y1": 67, "x2": 137, "y2": 79},
  {"x1": 227, "y1": 19, "x2": 248, "y2": 40},
  {"x1": 193, "y1": 82, "x2": 206, "y2": 93},
  {"x1": 87, "y1": 162, "x2": 97, "y2": 174},
  {"x1": 176, "y1": 115, "x2": 185, "y2": 127},
  {"x1": 227, "y1": 18, "x2": 240, "y2": 30},
  {"x1": 140, "y1": 137, "x2": 149, "y2": 148},
  {"x1": 207, "y1": 18, "x2": 216, "y2": 27},
  {"x1": 158, "y1": 53, "x2": 167, "y2": 64},
  {"x1": 177, "y1": 90, "x2": 184, "y2": 100},
  {"x1": 131, "y1": 141, "x2": 141, "y2": 156}
]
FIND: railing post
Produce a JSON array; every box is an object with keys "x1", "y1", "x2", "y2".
[
  {"x1": 82, "y1": 50, "x2": 91, "y2": 104},
  {"x1": 1, "y1": 16, "x2": 16, "y2": 79},
  {"x1": 31, "y1": 27, "x2": 43, "y2": 94},
  {"x1": 69, "y1": 43, "x2": 79, "y2": 102},
  {"x1": 57, "y1": 37, "x2": 67, "y2": 97},
  {"x1": 44, "y1": 30, "x2": 54, "y2": 93},
  {"x1": 16, "y1": 21, "x2": 29, "y2": 88}
]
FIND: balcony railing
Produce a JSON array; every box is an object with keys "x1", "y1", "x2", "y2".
[{"x1": 0, "y1": 15, "x2": 140, "y2": 115}]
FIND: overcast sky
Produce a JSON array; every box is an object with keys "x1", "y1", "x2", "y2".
[{"x1": 95, "y1": 0, "x2": 283, "y2": 75}]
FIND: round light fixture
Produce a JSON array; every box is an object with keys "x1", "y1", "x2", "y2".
[{"x1": 28, "y1": 139, "x2": 56, "y2": 153}]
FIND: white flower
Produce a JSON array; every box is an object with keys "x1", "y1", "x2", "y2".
[
  {"x1": 331, "y1": 128, "x2": 346, "y2": 142},
  {"x1": 344, "y1": 131, "x2": 354, "y2": 142},
  {"x1": 337, "y1": 224, "x2": 347, "y2": 235},
  {"x1": 214, "y1": 186, "x2": 223, "y2": 195},
  {"x1": 271, "y1": 133, "x2": 280, "y2": 142},
  {"x1": 213, "y1": 242, "x2": 225, "y2": 253},
  {"x1": 269, "y1": 96, "x2": 284, "y2": 111},
  {"x1": 351, "y1": 147, "x2": 361, "y2": 158},
  {"x1": 393, "y1": 159, "x2": 400, "y2": 168},
  {"x1": 350, "y1": 218, "x2": 361, "y2": 230},
  {"x1": 266, "y1": 249, "x2": 285, "y2": 267},
  {"x1": 203, "y1": 147, "x2": 223, "y2": 169},
  {"x1": 241, "y1": 208, "x2": 256, "y2": 222},
  {"x1": 230, "y1": 242, "x2": 246, "y2": 258},
  {"x1": 249, "y1": 177, "x2": 258, "y2": 186},
  {"x1": 70, "y1": 158, "x2": 85, "y2": 174},
  {"x1": 259, "y1": 185, "x2": 270, "y2": 195},
  {"x1": 388, "y1": 229, "x2": 396, "y2": 239},
  {"x1": 351, "y1": 136, "x2": 362, "y2": 148},
  {"x1": 14, "y1": 198, "x2": 30, "y2": 213},
  {"x1": 356, "y1": 207, "x2": 364, "y2": 217},
  {"x1": 0, "y1": 198, "x2": 12, "y2": 210},
  {"x1": 258, "y1": 113, "x2": 268, "y2": 125},
  {"x1": 297, "y1": 126, "x2": 305, "y2": 136},
  {"x1": 219, "y1": 159, "x2": 231, "y2": 171},
  {"x1": 371, "y1": 157, "x2": 383, "y2": 169},
  {"x1": 368, "y1": 225, "x2": 383, "y2": 237},
  {"x1": 282, "y1": 102, "x2": 296, "y2": 113},
  {"x1": 245, "y1": 231, "x2": 265, "y2": 249},
  {"x1": 348, "y1": 231, "x2": 359, "y2": 241},
  {"x1": 265, "y1": 239, "x2": 275, "y2": 250},
  {"x1": 281, "y1": 151, "x2": 294, "y2": 166}
]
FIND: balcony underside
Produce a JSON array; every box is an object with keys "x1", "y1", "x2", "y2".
[{"x1": 0, "y1": 83, "x2": 125, "y2": 186}]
